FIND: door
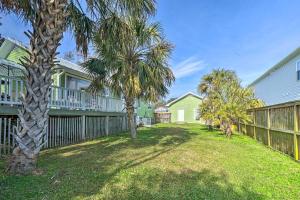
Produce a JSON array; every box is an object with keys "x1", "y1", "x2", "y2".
[{"x1": 177, "y1": 110, "x2": 185, "y2": 122}]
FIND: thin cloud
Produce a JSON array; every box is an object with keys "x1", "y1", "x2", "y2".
[{"x1": 172, "y1": 57, "x2": 206, "y2": 79}]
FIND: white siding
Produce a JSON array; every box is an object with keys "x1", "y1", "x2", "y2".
[{"x1": 252, "y1": 54, "x2": 300, "y2": 105}]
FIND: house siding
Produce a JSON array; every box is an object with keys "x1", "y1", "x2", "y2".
[
  {"x1": 137, "y1": 101, "x2": 154, "y2": 118},
  {"x1": 0, "y1": 38, "x2": 89, "y2": 89},
  {"x1": 251, "y1": 54, "x2": 300, "y2": 105},
  {"x1": 169, "y1": 95, "x2": 202, "y2": 123},
  {"x1": 6, "y1": 47, "x2": 28, "y2": 64}
]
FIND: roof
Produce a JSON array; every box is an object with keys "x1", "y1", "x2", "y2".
[
  {"x1": 0, "y1": 58, "x2": 26, "y2": 77},
  {"x1": 1, "y1": 37, "x2": 87, "y2": 75},
  {"x1": 56, "y1": 58, "x2": 86, "y2": 74},
  {"x1": 166, "y1": 92, "x2": 202, "y2": 107},
  {"x1": 249, "y1": 47, "x2": 300, "y2": 87}
]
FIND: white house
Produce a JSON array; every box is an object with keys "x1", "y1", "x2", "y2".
[{"x1": 249, "y1": 47, "x2": 300, "y2": 105}]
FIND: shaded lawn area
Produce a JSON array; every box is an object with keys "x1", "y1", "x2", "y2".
[{"x1": 1, "y1": 124, "x2": 300, "y2": 199}]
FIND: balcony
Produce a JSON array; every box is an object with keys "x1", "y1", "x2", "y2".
[{"x1": 0, "y1": 75, "x2": 125, "y2": 113}]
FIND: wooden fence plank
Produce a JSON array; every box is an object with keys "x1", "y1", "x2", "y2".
[
  {"x1": 4, "y1": 118, "x2": 7, "y2": 154},
  {"x1": 267, "y1": 108, "x2": 271, "y2": 147},
  {"x1": 253, "y1": 110, "x2": 256, "y2": 140},
  {"x1": 0, "y1": 118, "x2": 2, "y2": 156},
  {"x1": 294, "y1": 105, "x2": 299, "y2": 160},
  {"x1": 8, "y1": 118, "x2": 11, "y2": 154}
]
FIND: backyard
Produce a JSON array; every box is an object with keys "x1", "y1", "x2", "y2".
[{"x1": 1, "y1": 123, "x2": 300, "y2": 200}]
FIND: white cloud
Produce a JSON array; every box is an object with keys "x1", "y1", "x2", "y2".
[{"x1": 172, "y1": 57, "x2": 206, "y2": 79}]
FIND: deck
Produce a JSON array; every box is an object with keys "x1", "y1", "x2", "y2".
[{"x1": 0, "y1": 75, "x2": 125, "y2": 114}]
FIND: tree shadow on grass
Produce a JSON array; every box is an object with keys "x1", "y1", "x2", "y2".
[
  {"x1": 0, "y1": 126, "x2": 197, "y2": 199},
  {"x1": 1, "y1": 124, "x2": 266, "y2": 200},
  {"x1": 80, "y1": 168, "x2": 265, "y2": 200},
  {"x1": 42, "y1": 126, "x2": 195, "y2": 158}
]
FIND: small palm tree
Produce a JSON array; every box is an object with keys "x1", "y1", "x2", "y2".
[
  {"x1": 198, "y1": 69, "x2": 263, "y2": 137},
  {"x1": 83, "y1": 16, "x2": 174, "y2": 138},
  {"x1": 0, "y1": 0, "x2": 155, "y2": 174}
]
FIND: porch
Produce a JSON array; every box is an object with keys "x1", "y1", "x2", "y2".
[{"x1": 0, "y1": 75, "x2": 125, "y2": 113}]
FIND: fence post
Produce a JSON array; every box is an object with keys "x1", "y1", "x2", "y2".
[
  {"x1": 82, "y1": 115, "x2": 86, "y2": 140},
  {"x1": 267, "y1": 108, "x2": 271, "y2": 147},
  {"x1": 293, "y1": 105, "x2": 299, "y2": 160},
  {"x1": 253, "y1": 110, "x2": 256, "y2": 140},
  {"x1": 105, "y1": 115, "x2": 109, "y2": 136}
]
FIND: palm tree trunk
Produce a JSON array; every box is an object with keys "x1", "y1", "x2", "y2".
[
  {"x1": 207, "y1": 119, "x2": 213, "y2": 131},
  {"x1": 8, "y1": 0, "x2": 67, "y2": 174},
  {"x1": 225, "y1": 122, "x2": 232, "y2": 138},
  {"x1": 125, "y1": 97, "x2": 137, "y2": 139}
]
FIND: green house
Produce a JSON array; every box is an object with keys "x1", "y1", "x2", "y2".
[
  {"x1": 0, "y1": 37, "x2": 91, "y2": 90},
  {"x1": 0, "y1": 37, "x2": 125, "y2": 112},
  {"x1": 136, "y1": 100, "x2": 154, "y2": 126},
  {"x1": 136, "y1": 100, "x2": 154, "y2": 118},
  {"x1": 166, "y1": 92, "x2": 202, "y2": 123}
]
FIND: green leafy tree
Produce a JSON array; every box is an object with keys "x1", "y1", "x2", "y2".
[
  {"x1": 198, "y1": 69, "x2": 263, "y2": 137},
  {"x1": 0, "y1": 0, "x2": 155, "y2": 174},
  {"x1": 83, "y1": 16, "x2": 174, "y2": 138}
]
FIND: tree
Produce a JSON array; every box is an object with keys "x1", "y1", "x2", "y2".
[
  {"x1": 82, "y1": 16, "x2": 174, "y2": 139},
  {"x1": 0, "y1": 0, "x2": 155, "y2": 174},
  {"x1": 198, "y1": 69, "x2": 263, "y2": 137}
]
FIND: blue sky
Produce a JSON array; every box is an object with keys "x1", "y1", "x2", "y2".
[{"x1": 1, "y1": 0, "x2": 300, "y2": 99}]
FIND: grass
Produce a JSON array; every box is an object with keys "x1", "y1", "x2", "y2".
[{"x1": 1, "y1": 123, "x2": 300, "y2": 199}]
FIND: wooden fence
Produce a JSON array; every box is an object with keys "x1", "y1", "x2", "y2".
[
  {"x1": 154, "y1": 112, "x2": 171, "y2": 123},
  {"x1": 0, "y1": 114, "x2": 128, "y2": 156},
  {"x1": 238, "y1": 102, "x2": 300, "y2": 161}
]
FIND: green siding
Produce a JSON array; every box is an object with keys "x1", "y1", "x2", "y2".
[
  {"x1": 0, "y1": 39, "x2": 88, "y2": 89},
  {"x1": 7, "y1": 47, "x2": 28, "y2": 64},
  {"x1": 169, "y1": 95, "x2": 202, "y2": 123},
  {"x1": 137, "y1": 101, "x2": 154, "y2": 118},
  {"x1": 52, "y1": 74, "x2": 59, "y2": 86}
]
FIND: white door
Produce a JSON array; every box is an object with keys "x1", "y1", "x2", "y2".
[{"x1": 177, "y1": 110, "x2": 185, "y2": 122}]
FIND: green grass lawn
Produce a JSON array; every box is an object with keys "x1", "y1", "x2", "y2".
[{"x1": 1, "y1": 123, "x2": 300, "y2": 200}]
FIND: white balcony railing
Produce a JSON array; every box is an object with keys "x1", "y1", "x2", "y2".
[{"x1": 0, "y1": 75, "x2": 125, "y2": 112}]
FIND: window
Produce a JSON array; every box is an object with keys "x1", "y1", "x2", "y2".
[
  {"x1": 77, "y1": 79, "x2": 90, "y2": 90},
  {"x1": 297, "y1": 61, "x2": 300, "y2": 81},
  {"x1": 66, "y1": 76, "x2": 90, "y2": 90}
]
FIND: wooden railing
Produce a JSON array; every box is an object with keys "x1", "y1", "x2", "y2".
[
  {"x1": 0, "y1": 75, "x2": 24, "y2": 105},
  {"x1": 0, "y1": 75, "x2": 125, "y2": 112},
  {"x1": 238, "y1": 101, "x2": 300, "y2": 161}
]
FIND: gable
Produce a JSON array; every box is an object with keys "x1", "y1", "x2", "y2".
[
  {"x1": 166, "y1": 92, "x2": 202, "y2": 107},
  {"x1": 249, "y1": 47, "x2": 300, "y2": 87},
  {"x1": 0, "y1": 37, "x2": 90, "y2": 81},
  {"x1": 168, "y1": 94, "x2": 202, "y2": 108},
  {"x1": 251, "y1": 53, "x2": 300, "y2": 105}
]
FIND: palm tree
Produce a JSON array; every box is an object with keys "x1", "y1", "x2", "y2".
[
  {"x1": 198, "y1": 69, "x2": 263, "y2": 137},
  {"x1": 0, "y1": 0, "x2": 155, "y2": 174},
  {"x1": 83, "y1": 16, "x2": 174, "y2": 138}
]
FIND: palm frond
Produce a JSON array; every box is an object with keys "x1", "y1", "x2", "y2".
[{"x1": 66, "y1": 1, "x2": 95, "y2": 58}]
